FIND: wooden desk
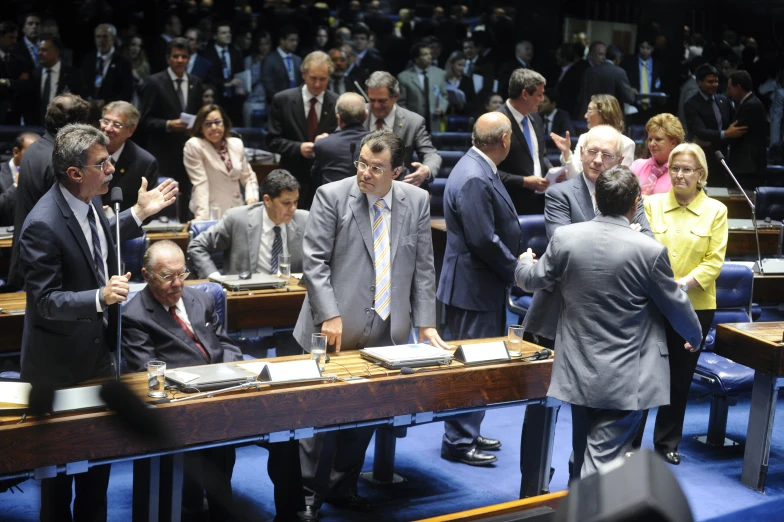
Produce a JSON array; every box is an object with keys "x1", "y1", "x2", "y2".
[
  {"x1": 145, "y1": 225, "x2": 190, "y2": 254},
  {"x1": 715, "y1": 322, "x2": 784, "y2": 491},
  {"x1": 753, "y1": 273, "x2": 784, "y2": 303},
  {"x1": 727, "y1": 228, "x2": 781, "y2": 257},
  {"x1": 0, "y1": 236, "x2": 11, "y2": 278},
  {"x1": 249, "y1": 158, "x2": 278, "y2": 184}
]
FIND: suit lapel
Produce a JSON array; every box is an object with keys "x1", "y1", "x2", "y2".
[
  {"x1": 145, "y1": 289, "x2": 194, "y2": 351},
  {"x1": 575, "y1": 177, "x2": 595, "y2": 219},
  {"x1": 186, "y1": 291, "x2": 212, "y2": 361},
  {"x1": 349, "y1": 183, "x2": 375, "y2": 258},
  {"x1": 247, "y1": 206, "x2": 263, "y2": 272},
  {"x1": 503, "y1": 105, "x2": 533, "y2": 163},
  {"x1": 389, "y1": 184, "x2": 408, "y2": 264},
  {"x1": 317, "y1": 93, "x2": 336, "y2": 134},
  {"x1": 393, "y1": 109, "x2": 405, "y2": 137},
  {"x1": 93, "y1": 196, "x2": 118, "y2": 276},
  {"x1": 54, "y1": 187, "x2": 98, "y2": 284},
  {"x1": 292, "y1": 93, "x2": 308, "y2": 141}
]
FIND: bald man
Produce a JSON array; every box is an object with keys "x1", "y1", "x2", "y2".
[
  {"x1": 311, "y1": 92, "x2": 369, "y2": 187},
  {"x1": 437, "y1": 112, "x2": 522, "y2": 466}
]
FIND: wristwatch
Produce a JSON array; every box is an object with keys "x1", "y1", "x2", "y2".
[{"x1": 679, "y1": 283, "x2": 689, "y2": 292}]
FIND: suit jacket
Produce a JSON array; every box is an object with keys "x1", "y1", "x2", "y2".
[
  {"x1": 436, "y1": 148, "x2": 521, "y2": 311},
  {"x1": 729, "y1": 93, "x2": 767, "y2": 178},
  {"x1": 328, "y1": 68, "x2": 369, "y2": 97},
  {"x1": 202, "y1": 44, "x2": 246, "y2": 108},
  {"x1": 497, "y1": 59, "x2": 529, "y2": 100},
  {"x1": 0, "y1": 50, "x2": 32, "y2": 124},
  {"x1": 358, "y1": 48, "x2": 385, "y2": 74},
  {"x1": 677, "y1": 76, "x2": 699, "y2": 132},
  {"x1": 188, "y1": 204, "x2": 308, "y2": 278},
  {"x1": 139, "y1": 71, "x2": 204, "y2": 186},
  {"x1": 122, "y1": 286, "x2": 243, "y2": 372},
  {"x1": 261, "y1": 51, "x2": 303, "y2": 103},
  {"x1": 80, "y1": 52, "x2": 134, "y2": 103},
  {"x1": 101, "y1": 140, "x2": 159, "y2": 212},
  {"x1": 23, "y1": 64, "x2": 86, "y2": 125},
  {"x1": 523, "y1": 175, "x2": 653, "y2": 340},
  {"x1": 293, "y1": 177, "x2": 436, "y2": 351},
  {"x1": 188, "y1": 54, "x2": 213, "y2": 81},
  {"x1": 555, "y1": 59, "x2": 590, "y2": 119},
  {"x1": 183, "y1": 136, "x2": 260, "y2": 221},
  {"x1": 577, "y1": 61, "x2": 636, "y2": 116},
  {"x1": 363, "y1": 105, "x2": 442, "y2": 182},
  {"x1": 683, "y1": 91, "x2": 733, "y2": 178},
  {"x1": 516, "y1": 215, "x2": 702, "y2": 410},
  {"x1": 620, "y1": 55, "x2": 663, "y2": 96},
  {"x1": 496, "y1": 104, "x2": 553, "y2": 214},
  {"x1": 397, "y1": 66, "x2": 449, "y2": 131},
  {"x1": 311, "y1": 124, "x2": 369, "y2": 187},
  {"x1": 0, "y1": 161, "x2": 15, "y2": 193},
  {"x1": 542, "y1": 108, "x2": 575, "y2": 138},
  {"x1": 19, "y1": 184, "x2": 143, "y2": 386}
]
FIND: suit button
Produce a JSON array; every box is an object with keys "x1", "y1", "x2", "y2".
[
  {"x1": 94, "y1": 338, "x2": 100, "y2": 344},
  {"x1": 370, "y1": 286, "x2": 375, "y2": 291},
  {"x1": 366, "y1": 308, "x2": 370, "y2": 313}
]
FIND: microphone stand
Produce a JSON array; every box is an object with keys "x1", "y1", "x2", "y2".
[{"x1": 113, "y1": 199, "x2": 123, "y2": 381}]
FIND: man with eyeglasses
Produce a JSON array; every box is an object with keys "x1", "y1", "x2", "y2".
[
  {"x1": 520, "y1": 124, "x2": 652, "y2": 482},
  {"x1": 100, "y1": 101, "x2": 159, "y2": 211},
  {"x1": 17, "y1": 123, "x2": 177, "y2": 522}
]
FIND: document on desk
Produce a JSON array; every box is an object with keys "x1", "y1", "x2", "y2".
[{"x1": 0, "y1": 381, "x2": 32, "y2": 409}]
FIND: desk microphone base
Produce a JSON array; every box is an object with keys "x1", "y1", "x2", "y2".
[{"x1": 754, "y1": 259, "x2": 784, "y2": 274}]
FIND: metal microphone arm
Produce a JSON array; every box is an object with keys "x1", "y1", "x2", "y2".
[{"x1": 110, "y1": 188, "x2": 124, "y2": 380}]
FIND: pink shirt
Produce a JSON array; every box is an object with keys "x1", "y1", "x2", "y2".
[{"x1": 631, "y1": 157, "x2": 672, "y2": 196}]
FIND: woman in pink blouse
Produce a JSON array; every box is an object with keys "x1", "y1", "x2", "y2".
[{"x1": 631, "y1": 113, "x2": 685, "y2": 197}]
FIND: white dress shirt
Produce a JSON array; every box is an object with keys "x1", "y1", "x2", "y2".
[
  {"x1": 97, "y1": 47, "x2": 115, "y2": 78},
  {"x1": 471, "y1": 146, "x2": 498, "y2": 175},
  {"x1": 111, "y1": 141, "x2": 126, "y2": 164},
  {"x1": 582, "y1": 174, "x2": 598, "y2": 214},
  {"x1": 506, "y1": 100, "x2": 542, "y2": 178},
  {"x1": 369, "y1": 105, "x2": 396, "y2": 130},
  {"x1": 170, "y1": 297, "x2": 193, "y2": 331},
  {"x1": 302, "y1": 84, "x2": 324, "y2": 122},
  {"x1": 167, "y1": 67, "x2": 189, "y2": 108},
  {"x1": 40, "y1": 60, "x2": 61, "y2": 105},
  {"x1": 257, "y1": 209, "x2": 289, "y2": 275}
]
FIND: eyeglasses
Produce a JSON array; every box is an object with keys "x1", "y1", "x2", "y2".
[
  {"x1": 99, "y1": 118, "x2": 125, "y2": 130},
  {"x1": 584, "y1": 149, "x2": 617, "y2": 163},
  {"x1": 82, "y1": 157, "x2": 113, "y2": 172},
  {"x1": 670, "y1": 166, "x2": 702, "y2": 175},
  {"x1": 203, "y1": 119, "x2": 224, "y2": 128},
  {"x1": 154, "y1": 271, "x2": 190, "y2": 283},
  {"x1": 354, "y1": 160, "x2": 386, "y2": 176}
]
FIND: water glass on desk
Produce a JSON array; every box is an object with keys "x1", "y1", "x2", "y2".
[
  {"x1": 507, "y1": 325, "x2": 524, "y2": 356},
  {"x1": 209, "y1": 206, "x2": 222, "y2": 221},
  {"x1": 311, "y1": 333, "x2": 327, "y2": 371},
  {"x1": 146, "y1": 360, "x2": 167, "y2": 398},
  {"x1": 278, "y1": 254, "x2": 291, "y2": 278}
]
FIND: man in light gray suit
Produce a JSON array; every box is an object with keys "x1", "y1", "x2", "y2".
[
  {"x1": 188, "y1": 170, "x2": 307, "y2": 279},
  {"x1": 293, "y1": 130, "x2": 449, "y2": 520},
  {"x1": 397, "y1": 42, "x2": 448, "y2": 134},
  {"x1": 516, "y1": 165, "x2": 702, "y2": 477},
  {"x1": 364, "y1": 71, "x2": 442, "y2": 188}
]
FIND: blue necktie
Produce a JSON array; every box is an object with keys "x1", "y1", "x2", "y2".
[
  {"x1": 87, "y1": 206, "x2": 108, "y2": 328},
  {"x1": 221, "y1": 49, "x2": 231, "y2": 97},
  {"x1": 372, "y1": 199, "x2": 391, "y2": 320},
  {"x1": 270, "y1": 225, "x2": 282, "y2": 274},
  {"x1": 521, "y1": 116, "x2": 535, "y2": 159},
  {"x1": 285, "y1": 55, "x2": 295, "y2": 88}
]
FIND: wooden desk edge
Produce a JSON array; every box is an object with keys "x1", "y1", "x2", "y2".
[{"x1": 415, "y1": 490, "x2": 568, "y2": 521}]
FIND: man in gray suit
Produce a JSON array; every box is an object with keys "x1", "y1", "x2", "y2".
[
  {"x1": 364, "y1": 71, "x2": 441, "y2": 187},
  {"x1": 397, "y1": 41, "x2": 448, "y2": 134},
  {"x1": 293, "y1": 130, "x2": 449, "y2": 520},
  {"x1": 188, "y1": 169, "x2": 307, "y2": 279},
  {"x1": 516, "y1": 166, "x2": 702, "y2": 477}
]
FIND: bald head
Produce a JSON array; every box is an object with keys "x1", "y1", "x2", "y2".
[
  {"x1": 472, "y1": 112, "x2": 512, "y2": 165},
  {"x1": 335, "y1": 92, "x2": 368, "y2": 128},
  {"x1": 584, "y1": 124, "x2": 622, "y2": 156}
]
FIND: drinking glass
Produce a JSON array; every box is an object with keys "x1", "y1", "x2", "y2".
[
  {"x1": 311, "y1": 333, "x2": 327, "y2": 371},
  {"x1": 209, "y1": 206, "x2": 222, "y2": 221},
  {"x1": 278, "y1": 254, "x2": 291, "y2": 278},
  {"x1": 507, "y1": 325, "x2": 524, "y2": 355},
  {"x1": 146, "y1": 360, "x2": 167, "y2": 398}
]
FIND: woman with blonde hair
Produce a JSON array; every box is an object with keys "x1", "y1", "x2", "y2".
[
  {"x1": 631, "y1": 113, "x2": 686, "y2": 196},
  {"x1": 551, "y1": 94, "x2": 636, "y2": 179}
]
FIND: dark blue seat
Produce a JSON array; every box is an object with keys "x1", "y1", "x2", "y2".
[
  {"x1": 155, "y1": 176, "x2": 179, "y2": 222},
  {"x1": 122, "y1": 234, "x2": 148, "y2": 282},
  {"x1": 188, "y1": 220, "x2": 222, "y2": 273},
  {"x1": 507, "y1": 214, "x2": 548, "y2": 321},
  {"x1": 446, "y1": 115, "x2": 473, "y2": 133},
  {"x1": 430, "y1": 151, "x2": 465, "y2": 217},
  {"x1": 430, "y1": 132, "x2": 471, "y2": 151},
  {"x1": 764, "y1": 165, "x2": 784, "y2": 187},
  {"x1": 188, "y1": 282, "x2": 228, "y2": 329},
  {"x1": 755, "y1": 186, "x2": 784, "y2": 221},
  {"x1": 693, "y1": 263, "x2": 755, "y2": 446},
  {"x1": 627, "y1": 124, "x2": 646, "y2": 143}
]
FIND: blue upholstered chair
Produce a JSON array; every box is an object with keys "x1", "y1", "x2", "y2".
[
  {"x1": 188, "y1": 220, "x2": 222, "y2": 274},
  {"x1": 187, "y1": 282, "x2": 228, "y2": 329},
  {"x1": 755, "y1": 186, "x2": 784, "y2": 222},
  {"x1": 506, "y1": 215, "x2": 549, "y2": 322},
  {"x1": 155, "y1": 176, "x2": 179, "y2": 222},
  {"x1": 122, "y1": 234, "x2": 148, "y2": 283},
  {"x1": 430, "y1": 151, "x2": 465, "y2": 217},
  {"x1": 446, "y1": 115, "x2": 473, "y2": 133},
  {"x1": 430, "y1": 132, "x2": 472, "y2": 151}
]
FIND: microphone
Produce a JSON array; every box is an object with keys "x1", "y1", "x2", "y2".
[
  {"x1": 523, "y1": 348, "x2": 553, "y2": 361},
  {"x1": 110, "y1": 187, "x2": 124, "y2": 380},
  {"x1": 100, "y1": 381, "x2": 169, "y2": 442}
]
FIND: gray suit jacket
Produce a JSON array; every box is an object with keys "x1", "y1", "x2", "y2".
[
  {"x1": 187, "y1": 204, "x2": 308, "y2": 278},
  {"x1": 365, "y1": 105, "x2": 442, "y2": 181},
  {"x1": 516, "y1": 215, "x2": 702, "y2": 410},
  {"x1": 293, "y1": 177, "x2": 436, "y2": 351},
  {"x1": 398, "y1": 66, "x2": 449, "y2": 131},
  {"x1": 0, "y1": 161, "x2": 14, "y2": 193},
  {"x1": 523, "y1": 174, "x2": 652, "y2": 340}
]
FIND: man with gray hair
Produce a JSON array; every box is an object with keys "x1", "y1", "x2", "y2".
[
  {"x1": 18, "y1": 123, "x2": 177, "y2": 521},
  {"x1": 497, "y1": 68, "x2": 554, "y2": 214},
  {"x1": 100, "y1": 100, "x2": 159, "y2": 211},
  {"x1": 364, "y1": 70, "x2": 442, "y2": 188},
  {"x1": 311, "y1": 92, "x2": 369, "y2": 187},
  {"x1": 80, "y1": 23, "x2": 133, "y2": 107},
  {"x1": 437, "y1": 112, "x2": 521, "y2": 466}
]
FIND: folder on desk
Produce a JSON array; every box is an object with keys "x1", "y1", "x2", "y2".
[
  {"x1": 165, "y1": 363, "x2": 257, "y2": 389},
  {"x1": 360, "y1": 344, "x2": 453, "y2": 369},
  {"x1": 210, "y1": 273, "x2": 288, "y2": 290}
]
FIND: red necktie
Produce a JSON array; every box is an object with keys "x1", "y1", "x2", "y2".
[
  {"x1": 308, "y1": 97, "x2": 318, "y2": 141},
  {"x1": 170, "y1": 306, "x2": 210, "y2": 361}
]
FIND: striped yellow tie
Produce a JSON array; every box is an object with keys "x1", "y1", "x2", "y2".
[{"x1": 372, "y1": 199, "x2": 391, "y2": 320}]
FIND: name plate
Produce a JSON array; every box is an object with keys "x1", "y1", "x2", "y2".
[
  {"x1": 453, "y1": 341, "x2": 511, "y2": 365},
  {"x1": 258, "y1": 360, "x2": 323, "y2": 383}
]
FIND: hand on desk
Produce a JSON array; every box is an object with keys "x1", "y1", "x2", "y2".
[
  {"x1": 321, "y1": 316, "x2": 343, "y2": 353},
  {"x1": 103, "y1": 272, "x2": 132, "y2": 305},
  {"x1": 419, "y1": 327, "x2": 451, "y2": 350}
]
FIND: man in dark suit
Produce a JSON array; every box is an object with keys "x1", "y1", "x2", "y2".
[
  {"x1": 0, "y1": 132, "x2": 39, "y2": 226},
  {"x1": 19, "y1": 123, "x2": 177, "y2": 522},
  {"x1": 12, "y1": 13, "x2": 40, "y2": 71},
  {"x1": 184, "y1": 27, "x2": 212, "y2": 80},
  {"x1": 461, "y1": 36, "x2": 495, "y2": 100},
  {"x1": 539, "y1": 89, "x2": 575, "y2": 138},
  {"x1": 352, "y1": 24, "x2": 384, "y2": 73},
  {"x1": 122, "y1": 240, "x2": 242, "y2": 521},
  {"x1": 497, "y1": 41, "x2": 534, "y2": 100},
  {"x1": 576, "y1": 42, "x2": 635, "y2": 117},
  {"x1": 726, "y1": 70, "x2": 766, "y2": 186},
  {"x1": 0, "y1": 21, "x2": 32, "y2": 125},
  {"x1": 140, "y1": 37, "x2": 204, "y2": 218},
  {"x1": 553, "y1": 43, "x2": 589, "y2": 120},
  {"x1": 149, "y1": 12, "x2": 182, "y2": 74},
  {"x1": 267, "y1": 51, "x2": 338, "y2": 210},
  {"x1": 684, "y1": 64, "x2": 747, "y2": 187},
  {"x1": 437, "y1": 112, "x2": 520, "y2": 466},
  {"x1": 497, "y1": 68, "x2": 553, "y2": 214},
  {"x1": 261, "y1": 26, "x2": 303, "y2": 103},
  {"x1": 23, "y1": 36, "x2": 84, "y2": 126},
  {"x1": 80, "y1": 24, "x2": 133, "y2": 108},
  {"x1": 620, "y1": 35, "x2": 663, "y2": 121},
  {"x1": 99, "y1": 101, "x2": 159, "y2": 211},
  {"x1": 8, "y1": 93, "x2": 91, "y2": 290},
  {"x1": 312, "y1": 92, "x2": 368, "y2": 187},
  {"x1": 328, "y1": 48, "x2": 368, "y2": 96},
  {"x1": 201, "y1": 22, "x2": 246, "y2": 125}
]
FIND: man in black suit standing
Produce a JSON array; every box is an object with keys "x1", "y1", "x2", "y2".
[
  {"x1": 497, "y1": 68, "x2": 553, "y2": 214},
  {"x1": 184, "y1": 27, "x2": 212, "y2": 81},
  {"x1": 553, "y1": 43, "x2": 589, "y2": 120},
  {"x1": 352, "y1": 24, "x2": 384, "y2": 73},
  {"x1": 539, "y1": 89, "x2": 575, "y2": 138},
  {"x1": 201, "y1": 21, "x2": 246, "y2": 126},
  {"x1": 149, "y1": 12, "x2": 182, "y2": 74},
  {"x1": 19, "y1": 123, "x2": 177, "y2": 522},
  {"x1": 576, "y1": 41, "x2": 635, "y2": 116},
  {"x1": 683, "y1": 64, "x2": 747, "y2": 187},
  {"x1": 13, "y1": 13, "x2": 40, "y2": 71},
  {"x1": 140, "y1": 37, "x2": 204, "y2": 219},
  {"x1": 497, "y1": 41, "x2": 534, "y2": 100},
  {"x1": 727, "y1": 70, "x2": 767, "y2": 186},
  {"x1": 0, "y1": 132, "x2": 39, "y2": 226},
  {"x1": 80, "y1": 24, "x2": 133, "y2": 108},
  {"x1": 23, "y1": 36, "x2": 84, "y2": 126},
  {"x1": 311, "y1": 92, "x2": 368, "y2": 187},
  {"x1": 328, "y1": 48, "x2": 368, "y2": 96},
  {"x1": 621, "y1": 35, "x2": 663, "y2": 122},
  {"x1": 99, "y1": 101, "x2": 159, "y2": 211},
  {"x1": 0, "y1": 21, "x2": 32, "y2": 125},
  {"x1": 267, "y1": 51, "x2": 338, "y2": 210},
  {"x1": 261, "y1": 26, "x2": 303, "y2": 103}
]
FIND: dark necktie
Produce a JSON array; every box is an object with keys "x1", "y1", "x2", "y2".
[
  {"x1": 175, "y1": 78, "x2": 185, "y2": 110},
  {"x1": 307, "y1": 97, "x2": 319, "y2": 141},
  {"x1": 271, "y1": 225, "x2": 282, "y2": 274},
  {"x1": 169, "y1": 306, "x2": 210, "y2": 361},
  {"x1": 376, "y1": 118, "x2": 385, "y2": 130},
  {"x1": 41, "y1": 68, "x2": 52, "y2": 121},
  {"x1": 285, "y1": 55, "x2": 295, "y2": 88},
  {"x1": 87, "y1": 206, "x2": 108, "y2": 328},
  {"x1": 94, "y1": 56, "x2": 104, "y2": 99},
  {"x1": 543, "y1": 116, "x2": 551, "y2": 134},
  {"x1": 422, "y1": 69, "x2": 431, "y2": 133},
  {"x1": 221, "y1": 49, "x2": 231, "y2": 97},
  {"x1": 710, "y1": 97, "x2": 723, "y2": 129}
]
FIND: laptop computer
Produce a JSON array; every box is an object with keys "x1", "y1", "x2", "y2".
[
  {"x1": 360, "y1": 344, "x2": 453, "y2": 369},
  {"x1": 165, "y1": 363, "x2": 258, "y2": 390},
  {"x1": 210, "y1": 273, "x2": 288, "y2": 290}
]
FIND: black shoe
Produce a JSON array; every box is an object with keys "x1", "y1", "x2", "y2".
[
  {"x1": 325, "y1": 493, "x2": 372, "y2": 512},
  {"x1": 476, "y1": 436, "x2": 502, "y2": 451},
  {"x1": 297, "y1": 506, "x2": 320, "y2": 521},
  {"x1": 662, "y1": 451, "x2": 681, "y2": 465},
  {"x1": 441, "y1": 447, "x2": 498, "y2": 466}
]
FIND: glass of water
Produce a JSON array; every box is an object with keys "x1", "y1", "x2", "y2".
[
  {"x1": 507, "y1": 325, "x2": 524, "y2": 356},
  {"x1": 278, "y1": 254, "x2": 291, "y2": 278},
  {"x1": 311, "y1": 333, "x2": 327, "y2": 371},
  {"x1": 209, "y1": 206, "x2": 222, "y2": 221},
  {"x1": 146, "y1": 360, "x2": 167, "y2": 398}
]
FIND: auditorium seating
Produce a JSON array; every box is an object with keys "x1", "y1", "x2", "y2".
[
  {"x1": 507, "y1": 215, "x2": 549, "y2": 322},
  {"x1": 446, "y1": 115, "x2": 473, "y2": 132},
  {"x1": 755, "y1": 186, "x2": 784, "y2": 221},
  {"x1": 431, "y1": 132, "x2": 471, "y2": 151},
  {"x1": 122, "y1": 234, "x2": 148, "y2": 283},
  {"x1": 430, "y1": 150, "x2": 464, "y2": 216},
  {"x1": 188, "y1": 282, "x2": 228, "y2": 329},
  {"x1": 188, "y1": 220, "x2": 222, "y2": 274},
  {"x1": 693, "y1": 263, "x2": 755, "y2": 446}
]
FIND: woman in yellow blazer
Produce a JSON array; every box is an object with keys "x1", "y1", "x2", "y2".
[
  {"x1": 638, "y1": 142, "x2": 728, "y2": 465},
  {"x1": 184, "y1": 104, "x2": 259, "y2": 221}
]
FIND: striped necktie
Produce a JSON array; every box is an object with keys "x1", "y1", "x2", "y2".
[
  {"x1": 270, "y1": 225, "x2": 282, "y2": 274},
  {"x1": 372, "y1": 199, "x2": 391, "y2": 320},
  {"x1": 87, "y1": 206, "x2": 108, "y2": 328}
]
